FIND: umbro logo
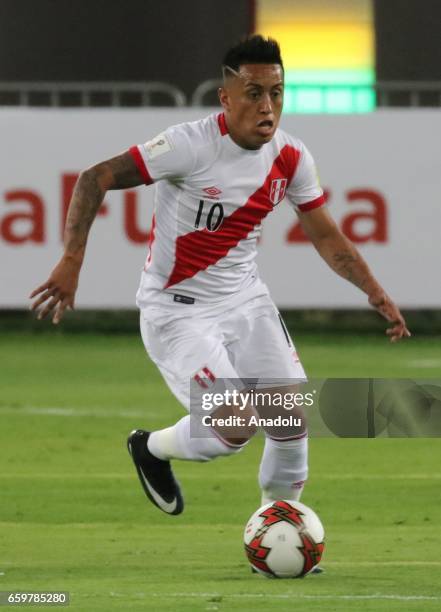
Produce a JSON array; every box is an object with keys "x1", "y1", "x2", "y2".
[{"x1": 202, "y1": 186, "x2": 222, "y2": 199}]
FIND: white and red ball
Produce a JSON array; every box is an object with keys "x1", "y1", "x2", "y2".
[{"x1": 244, "y1": 500, "x2": 325, "y2": 578}]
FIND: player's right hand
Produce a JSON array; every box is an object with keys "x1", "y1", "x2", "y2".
[
  {"x1": 368, "y1": 291, "x2": 411, "y2": 343},
  {"x1": 29, "y1": 256, "x2": 81, "y2": 325}
]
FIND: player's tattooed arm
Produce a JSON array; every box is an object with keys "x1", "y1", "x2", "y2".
[
  {"x1": 330, "y1": 249, "x2": 367, "y2": 290},
  {"x1": 63, "y1": 152, "x2": 144, "y2": 259},
  {"x1": 297, "y1": 206, "x2": 411, "y2": 342},
  {"x1": 30, "y1": 152, "x2": 145, "y2": 323}
]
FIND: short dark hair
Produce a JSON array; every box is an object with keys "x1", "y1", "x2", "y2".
[{"x1": 222, "y1": 35, "x2": 283, "y2": 75}]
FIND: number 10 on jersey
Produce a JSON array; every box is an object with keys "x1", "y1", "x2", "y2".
[{"x1": 194, "y1": 200, "x2": 224, "y2": 232}]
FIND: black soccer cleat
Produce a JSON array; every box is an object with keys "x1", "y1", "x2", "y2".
[{"x1": 127, "y1": 429, "x2": 184, "y2": 515}]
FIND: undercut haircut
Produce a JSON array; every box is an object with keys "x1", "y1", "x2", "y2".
[{"x1": 222, "y1": 35, "x2": 283, "y2": 77}]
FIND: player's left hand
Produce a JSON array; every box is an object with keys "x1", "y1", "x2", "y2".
[{"x1": 368, "y1": 291, "x2": 411, "y2": 343}]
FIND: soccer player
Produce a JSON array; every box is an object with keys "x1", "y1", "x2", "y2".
[{"x1": 30, "y1": 36, "x2": 410, "y2": 520}]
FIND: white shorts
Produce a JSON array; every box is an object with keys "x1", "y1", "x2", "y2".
[{"x1": 139, "y1": 290, "x2": 306, "y2": 411}]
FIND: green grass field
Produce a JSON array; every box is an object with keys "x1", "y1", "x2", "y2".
[{"x1": 1, "y1": 331, "x2": 441, "y2": 611}]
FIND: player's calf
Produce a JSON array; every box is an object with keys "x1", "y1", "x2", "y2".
[
  {"x1": 259, "y1": 434, "x2": 308, "y2": 505},
  {"x1": 145, "y1": 415, "x2": 248, "y2": 462},
  {"x1": 209, "y1": 398, "x2": 259, "y2": 446}
]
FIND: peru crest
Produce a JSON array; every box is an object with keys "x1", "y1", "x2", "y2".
[{"x1": 269, "y1": 178, "x2": 287, "y2": 206}]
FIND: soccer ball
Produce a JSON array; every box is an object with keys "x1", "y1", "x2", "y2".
[{"x1": 244, "y1": 500, "x2": 325, "y2": 578}]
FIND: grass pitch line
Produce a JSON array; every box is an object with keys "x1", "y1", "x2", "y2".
[
  {"x1": 0, "y1": 405, "x2": 154, "y2": 418},
  {"x1": 313, "y1": 474, "x2": 441, "y2": 480},
  {"x1": 326, "y1": 561, "x2": 441, "y2": 567},
  {"x1": 407, "y1": 358, "x2": 441, "y2": 368},
  {"x1": 141, "y1": 593, "x2": 441, "y2": 601},
  {"x1": 2, "y1": 472, "x2": 441, "y2": 480}
]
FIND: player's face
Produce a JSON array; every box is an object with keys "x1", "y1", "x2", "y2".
[{"x1": 219, "y1": 63, "x2": 284, "y2": 150}]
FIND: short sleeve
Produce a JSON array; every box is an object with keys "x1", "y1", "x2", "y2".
[
  {"x1": 286, "y1": 142, "x2": 325, "y2": 212},
  {"x1": 129, "y1": 124, "x2": 196, "y2": 185}
]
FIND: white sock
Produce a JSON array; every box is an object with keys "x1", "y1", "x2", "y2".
[
  {"x1": 147, "y1": 415, "x2": 245, "y2": 461},
  {"x1": 147, "y1": 425, "x2": 180, "y2": 460},
  {"x1": 259, "y1": 435, "x2": 308, "y2": 505}
]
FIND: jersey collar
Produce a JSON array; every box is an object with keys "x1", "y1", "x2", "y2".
[{"x1": 217, "y1": 112, "x2": 229, "y2": 136}]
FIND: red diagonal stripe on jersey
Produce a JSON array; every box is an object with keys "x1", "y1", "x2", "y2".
[{"x1": 164, "y1": 144, "x2": 300, "y2": 289}]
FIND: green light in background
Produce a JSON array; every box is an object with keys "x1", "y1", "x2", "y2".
[
  {"x1": 284, "y1": 68, "x2": 375, "y2": 85},
  {"x1": 294, "y1": 88, "x2": 324, "y2": 113},
  {"x1": 325, "y1": 88, "x2": 353, "y2": 113},
  {"x1": 354, "y1": 88, "x2": 376, "y2": 112},
  {"x1": 282, "y1": 68, "x2": 376, "y2": 113},
  {"x1": 284, "y1": 85, "x2": 375, "y2": 113}
]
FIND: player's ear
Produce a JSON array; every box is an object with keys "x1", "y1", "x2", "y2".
[{"x1": 218, "y1": 87, "x2": 231, "y2": 111}]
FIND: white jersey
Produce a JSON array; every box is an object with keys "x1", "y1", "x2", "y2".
[{"x1": 130, "y1": 112, "x2": 325, "y2": 307}]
